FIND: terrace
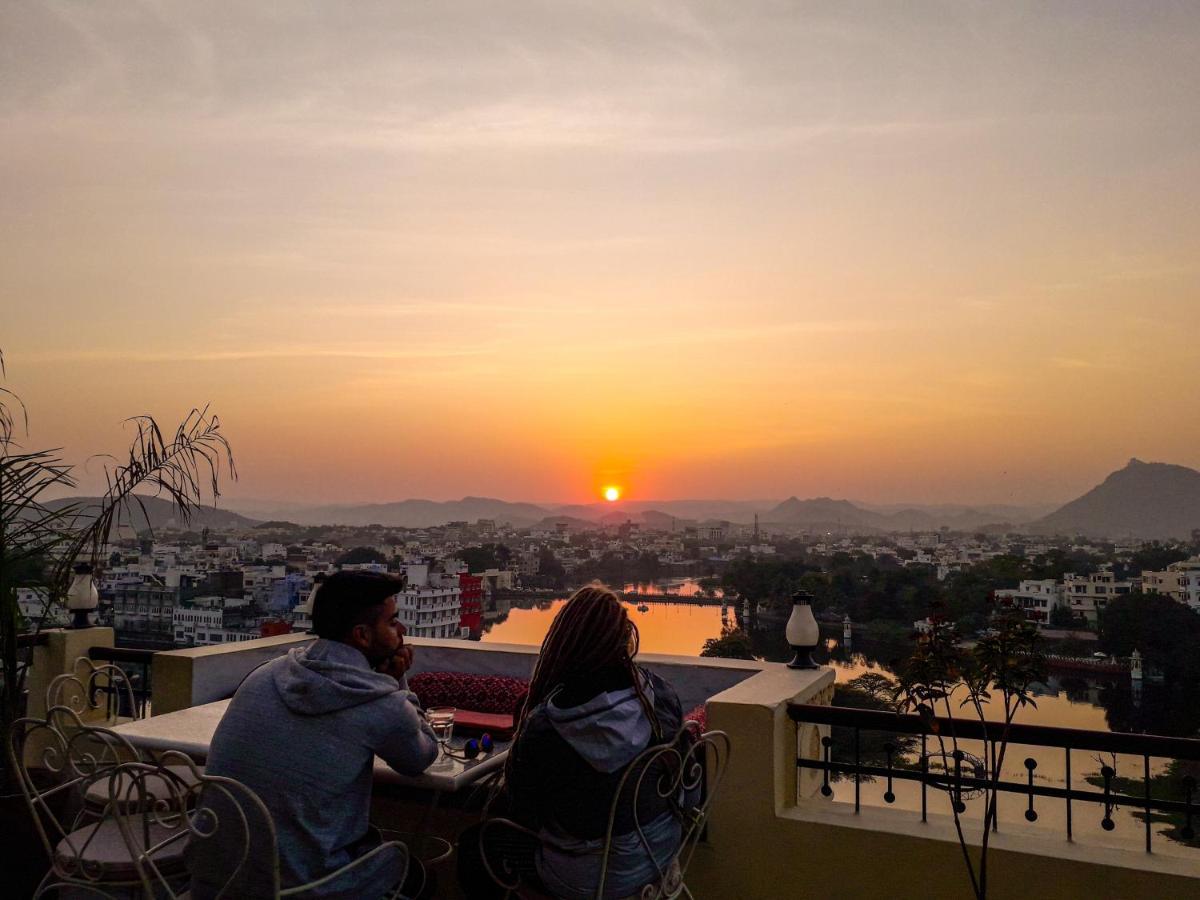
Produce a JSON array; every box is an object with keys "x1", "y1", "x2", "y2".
[{"x1": 20, "y1": 626, "x2": 1200, "y2": 898}]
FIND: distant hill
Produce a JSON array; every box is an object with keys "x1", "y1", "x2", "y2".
[
  {"x1": 1031, "y1": 459, "x2": 1200, "y2": 539},
  {"x1": 45, "y1": 496, "x2": 259, "y2": 532},
  {"x1": 282, "y1": 496, "x2": 552, "y2": 528},
  {"x1": 768, "y1": 497, "x2": 878, "y2": 529}
]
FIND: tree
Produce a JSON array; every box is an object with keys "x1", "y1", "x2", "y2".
[
  {"x1": 895, "y1": 605, "x2": 1047, "y2": 900},
  {"x1": 1098, "y1": 592, "x2": 1200, "y2": 683},
  {"x1": 336, "y1": 546, "x2": 388, "y2": 566},
  {"x1": 1, "y1": 350, "x2": 235, "y2": 787},
  {"x1": 700, "y1": 626, "x2": 755, "y2": 660},
  {"x1": 1125, "y1": 543, "x2": 1190, "y2": 579},
  {"x1": 1048, "y1": 603, "x2": 1079, "y2": 629}
]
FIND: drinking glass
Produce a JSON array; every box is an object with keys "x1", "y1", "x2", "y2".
[{"x1": 426, "y1": 707, "x2": 456, "y2": 753}]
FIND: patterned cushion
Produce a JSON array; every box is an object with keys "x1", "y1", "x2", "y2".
[
  {"x1": 683, "y1": 704, "x2": 707, "y2": 732},
  {"x1": 409, "y1": 672, "x2": 529, "y2": 715}
]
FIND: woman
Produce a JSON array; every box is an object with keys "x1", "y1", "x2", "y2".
[{"x1": 458, "y1": 584, "x2": 692, "y2": 899}]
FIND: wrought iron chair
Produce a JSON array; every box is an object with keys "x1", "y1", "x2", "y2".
[
  {"x1": 479, "y1": 721, "x2": 731, "y2": 900},
  {"x1": 47, "y1": 654, "x2": 145, "y2": 725},
  {"x1": 7, "y1": 706, "x2": 191, "y2": 898},
  {"x1": 109, "y1": 751, "x2": 417, "y2": 899}
]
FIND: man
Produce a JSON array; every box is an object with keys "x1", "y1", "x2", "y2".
[{"x1": 189, "y1": 571, "x2": 439, "y2": 899}]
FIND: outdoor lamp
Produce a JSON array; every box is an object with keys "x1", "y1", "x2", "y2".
[
  {"x1": 785, "y1": 590, "x2": 820, "y2": 669},
  {"x1": 67, "y1": 562, "x2": 99, "y2": 629}
]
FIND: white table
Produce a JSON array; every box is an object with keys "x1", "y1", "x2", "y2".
[{"x1": 112, "y1": 698, "x2": 508, "y2": 792}]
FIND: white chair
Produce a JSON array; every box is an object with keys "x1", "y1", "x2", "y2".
[
  {"x1": 480, "y1": 722, "x2": 731, "y2": 900},
  {"x1": 7, "y1": 707, "x2": 191, "y2": 898},
  {"x1": 47, "y1": 655, "x2": 144, "y2": 725},
  {"x1": 114, "y1": 750, "x2": 417, "y2": 899}
]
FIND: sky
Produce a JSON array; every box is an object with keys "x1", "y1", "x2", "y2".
[{"x1": 3, "y1": 2, "x2": 1199, "y2": 508}]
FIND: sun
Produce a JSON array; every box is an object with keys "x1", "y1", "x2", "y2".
[{"x1": 603, "y1": 486, "x2": 621, "y2": 502}]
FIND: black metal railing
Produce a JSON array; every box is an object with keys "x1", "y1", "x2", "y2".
[
  {"x1": 88, "y1": 645, "x2": 155, "y2": 719},
  {"x1": 788, "y1": 703, "x2": 1200, "y2": 852}
]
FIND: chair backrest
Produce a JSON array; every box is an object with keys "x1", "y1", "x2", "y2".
[
  {"x1": 111, "y1": 751, "x2": 282, "y2": 900},
  {"x1": 47, "y1": 655, "x2": 143, "y2": 725},
  {"x1": 6, "y1": 706, "x2": 142, "y2": 885},
  {"x1": 597, "y1": 722, "x2": 731, "y2": 900}
]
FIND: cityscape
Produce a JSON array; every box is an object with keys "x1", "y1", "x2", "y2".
[{"x1": 4, "y1": 3, "x2": 1200, "y2": 898}]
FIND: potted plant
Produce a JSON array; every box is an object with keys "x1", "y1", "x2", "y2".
[
  {"x1": 0, "y1": 347, "x2": 235, "y2": 785},
  {"x1": 894, "y1": 600, "x2": 1047, "y2": 900}
]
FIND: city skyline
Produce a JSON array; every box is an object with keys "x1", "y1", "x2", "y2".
[{"x1": 4, "y1": 3, "x2": 1199, "y2": 506}]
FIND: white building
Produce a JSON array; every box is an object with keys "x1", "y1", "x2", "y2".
[
  {"x1": 396, "y1": 564, "x2": 461, "y2": 639},
  {"x1": 1062, "y1": 565, "x2": 1138, "y2": 626},
  {"x1": 17, "y1": 586, "x2": 68, "y2": 627},
  {"x1": 1141, "y1": 558, "x2": 1200, "y2": 612},
  {"x1": 994, "y1": 579, "x2": 1065, "y2": 627},
  {"x1": 172, "y1": 596, "x2": 258, "y2": 647}
]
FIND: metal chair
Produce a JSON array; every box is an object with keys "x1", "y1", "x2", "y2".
[
  {"x1": 113, "y1": 750, "x2": 417, "y2": 899},
  {"x1": 47, "y1": 654, "x2": 144, "y2": 725},
  {"x1": 480, "y1": 721, "x2": 731, "y2": 900},
  {"x1": 6, "y1": 706, "x2": 190, "y2": 898}
]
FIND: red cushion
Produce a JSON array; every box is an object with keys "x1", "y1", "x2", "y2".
[
  {"x1": 683, "y1": 704, "x2": 707, "y2": 732},
  {"x1": 454, "y1": 710, "x2": 516, "y2": 741},
  {"x1": 409, "y1": 672, "x2": 530, "y2": 715}
]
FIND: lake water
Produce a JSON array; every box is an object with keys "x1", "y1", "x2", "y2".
[{"x1": 480, "y1": 578, "x2": 1199, "y2": 858}]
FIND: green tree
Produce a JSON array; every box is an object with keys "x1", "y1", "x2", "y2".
[
  {"x1": 336, "y1": 546, "x2": 388, "y2": 566},
  {"x1": 895, "y1": 607, "x2": 1046, "y2": 900},
  {"x1": 700, "y1": 626, "x2": 756, "y2": 660},
  {"x1": 1098, "y1": 592, "x2": 1200, "y2": 683}
]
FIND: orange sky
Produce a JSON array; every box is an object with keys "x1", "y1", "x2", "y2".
[{"x1": 3, "y1": 4, "x2": 1199, "y2": 507}]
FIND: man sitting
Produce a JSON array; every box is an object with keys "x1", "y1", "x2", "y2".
[{"x1": 189, "y1": 571, "x2": 438, "y2": 899}]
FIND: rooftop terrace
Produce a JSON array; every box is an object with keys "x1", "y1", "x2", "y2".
[{"x1": 22, "y1": 627, "x2": 1200, "y2": 898}]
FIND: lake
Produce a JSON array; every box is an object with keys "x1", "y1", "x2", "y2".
[{"x1": 480, "y1": 578, "x2": 1200, "y2": 857}]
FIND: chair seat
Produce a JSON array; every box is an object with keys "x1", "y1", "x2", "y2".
[
  {"x1": 54, "y1": 816, "x2": 189, "y2": 881},
  {"x1": 84, "y1": 763, "x2": 205, "y2": 811}
]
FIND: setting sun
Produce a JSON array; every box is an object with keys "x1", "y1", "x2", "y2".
[{"x1": 604, "y1": 486, "x2": 621, "y2": 502}]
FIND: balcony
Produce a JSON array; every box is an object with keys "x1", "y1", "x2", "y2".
[{"x1": 22, "y1": 627, "x2": 1200, "y2": 898}]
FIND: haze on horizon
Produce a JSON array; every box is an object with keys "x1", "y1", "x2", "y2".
[{"x1": 3, "y1": 3, "x2": 1199, "y2": 509}]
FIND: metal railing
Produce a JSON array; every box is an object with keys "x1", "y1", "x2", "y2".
[
  {"x1": 88, "y1": 645, "x2": 155, "y2": 719},
  {"x1": 788, "y1": 703, "x2": 1200, "y2": 852}
]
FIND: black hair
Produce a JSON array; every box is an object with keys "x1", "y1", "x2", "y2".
[{"x1": 311, "y1": 570, "x2": 404, "y2": 641}]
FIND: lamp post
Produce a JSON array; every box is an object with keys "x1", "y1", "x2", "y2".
[
  {"x1": 785, "y1": 590, "x2": 820, "y2": 669},
  {"x1": 66, "y1": 562, "x2": 99, "y2": 629}
]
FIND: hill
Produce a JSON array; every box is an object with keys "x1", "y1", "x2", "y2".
[
  {"x1": 284, "y1": 496, "x2": 551, "y2": 528},
  {"x1": 45, "y1": 496, "x2": 259, "y2": 532},
  {"x1": 1031, "y1": 459, "x2": 1200, "y2": 539}
]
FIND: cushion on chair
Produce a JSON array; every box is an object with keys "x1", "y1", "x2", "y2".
[
  {"x1": 54, "y1": 817, "x2": 189, "y2": 881},
  {"x1": 409, "y1": 672, "x2": 529, "y2": 715},
  {"x1": 84, "y1": 763, "x2": 205, "y2": 811},
  {"x1": 683, "y1": 704, "x2": 707, "y2": 733}
]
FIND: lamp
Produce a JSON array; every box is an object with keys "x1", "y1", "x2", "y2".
[
  {"x1": 67, "y1": 562, "x2": 99, "y2": 629},
  {"x1": 785, "y1": 589, "x2": 820, "y2": 669}
]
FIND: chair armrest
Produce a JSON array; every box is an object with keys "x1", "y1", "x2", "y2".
[
  {"x1": 279, "y1": 840, "x2": 409, "y2": 897},
  {"x1": 477, "y1": 817, "x2": 540, "y2": 894}
]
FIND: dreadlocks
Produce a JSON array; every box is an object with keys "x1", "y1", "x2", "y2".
[{"x1": 504, "y1": 583, "x2": 662, "y2": 784}]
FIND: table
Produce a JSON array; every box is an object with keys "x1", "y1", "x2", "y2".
[{"x1": 112, "y1": 698, "x2": 509, "y2": 792}]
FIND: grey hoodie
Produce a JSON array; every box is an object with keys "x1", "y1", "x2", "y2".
[
  {"x1": 188, "y1": 640, "x2": 438, "y2": 899},
  {"x1": 511, "y1": 670, "x2": 687, "y2": 900}
]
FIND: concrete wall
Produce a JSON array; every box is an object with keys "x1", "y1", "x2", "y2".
[
  {"x1": 694, "y1": 665, "x2": 1200, "y2": 900},
  {"x1": 24, "y1": 626, "x2": 115, "y2": 720},
  {"x1": 151, "y1": 634, "x2": 763, "y2": 715}
]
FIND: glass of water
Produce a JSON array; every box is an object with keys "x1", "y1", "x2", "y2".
[{"x1": 426, "y1": 707, "x2": 456, "y2": 759}]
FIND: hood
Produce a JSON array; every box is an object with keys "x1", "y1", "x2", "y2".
[
  {"x1": 541, "y1": 675, "x2": 656, "y2": 774},
  {"x1": 272, "y1": 639, "x2": 399, "y2": 715}
]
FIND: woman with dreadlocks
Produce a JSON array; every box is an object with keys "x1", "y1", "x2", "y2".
[{"x1": 457, "y1": 583, "x2": 690, "y2": 899}]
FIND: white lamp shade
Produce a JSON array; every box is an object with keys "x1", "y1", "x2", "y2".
[
  {"x1": 786, "y1": 599, "x2": 819, "y2": 647},
  {"x1": 67, "y1": 572, "x2": 99, "y2": 611}
]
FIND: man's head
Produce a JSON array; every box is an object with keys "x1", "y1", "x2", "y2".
[{"x1": 311, "y1": 571, "x2": 406, "y2": 667}]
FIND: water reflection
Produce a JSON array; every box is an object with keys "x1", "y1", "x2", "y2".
[{"x1": 480, "y1": 580, "x2": 1199, "y2": 853}]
